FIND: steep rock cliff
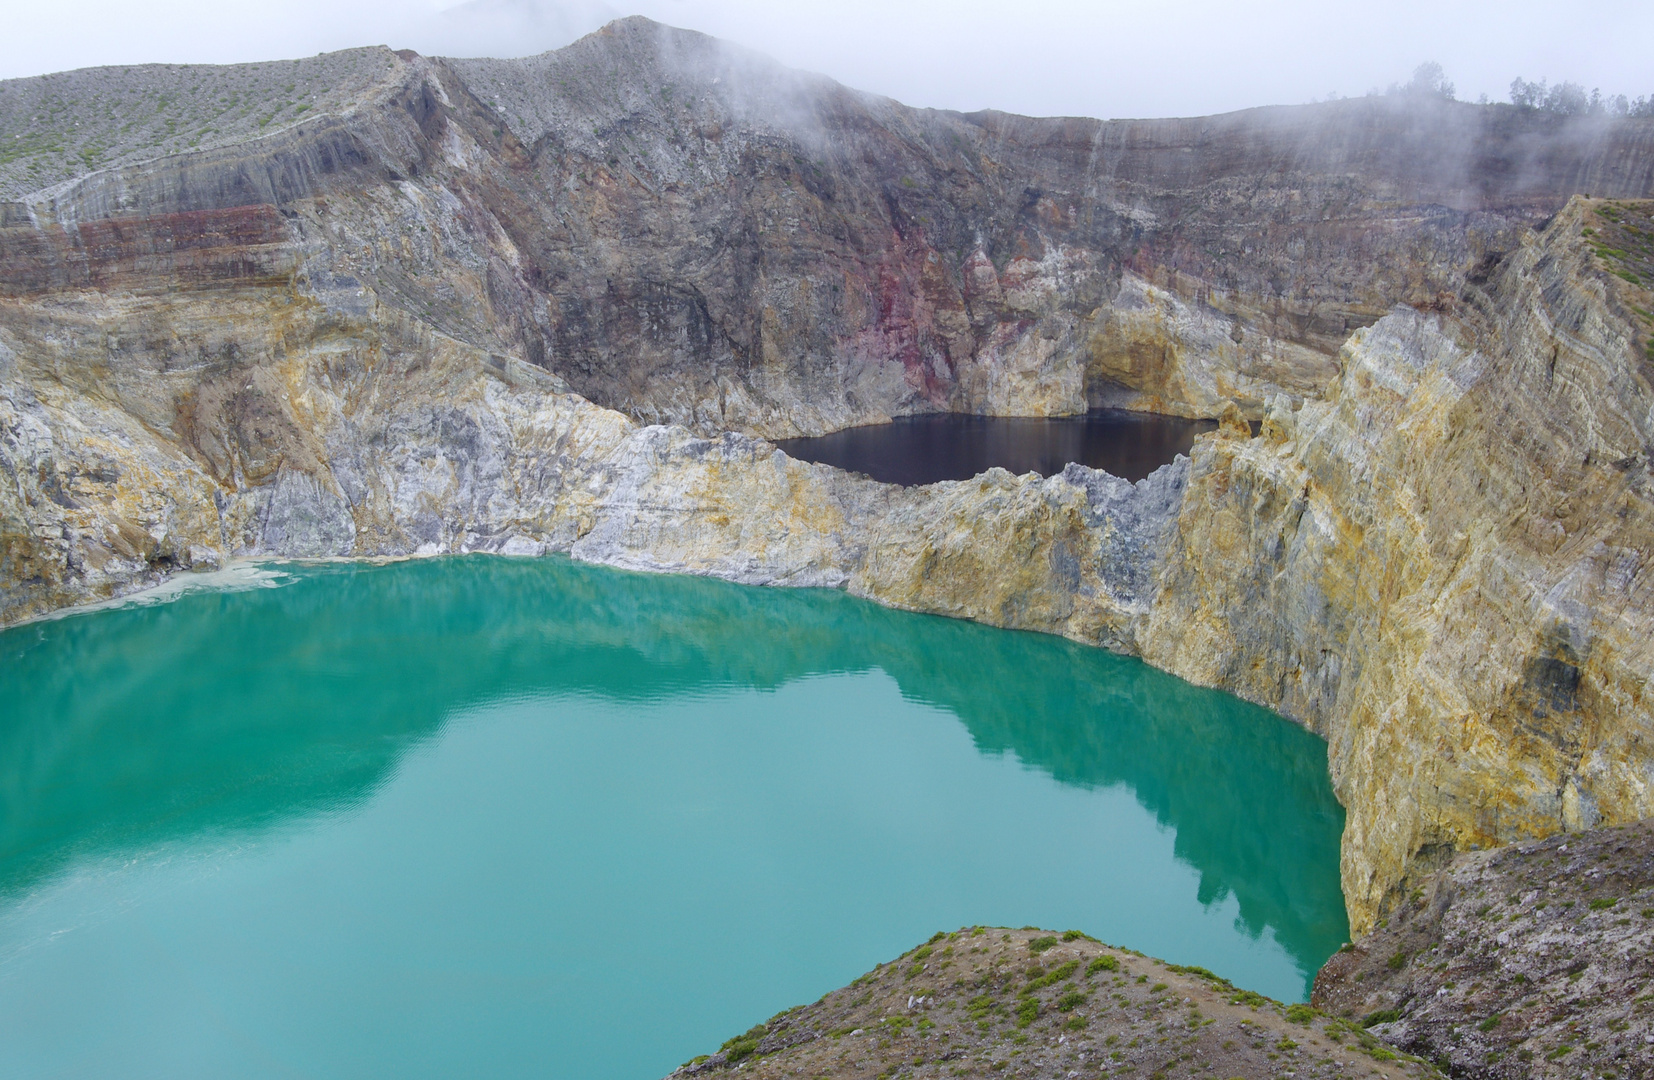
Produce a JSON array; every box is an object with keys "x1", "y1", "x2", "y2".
[
  {"x1": 6, "y1": 18, "x2": 1650, "y2": 437},
  {"x1": 1143, "y1": 199, "x2": 1654, "y2": 929},
  {"x1": 3, "y1": 19, "x2": 1654, "y2": 934},
  {"x1": 0, "y1": 270, "x2": 1187, "y2": 649}
]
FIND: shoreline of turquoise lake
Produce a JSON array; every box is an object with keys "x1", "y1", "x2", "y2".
[{"x1": 0, "y1": 555, "x2": 1347, "y2": 1079}]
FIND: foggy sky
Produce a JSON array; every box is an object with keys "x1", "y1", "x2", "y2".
[{"x1": 3, "y1": 0, "x2": 1650, "y2": 120}]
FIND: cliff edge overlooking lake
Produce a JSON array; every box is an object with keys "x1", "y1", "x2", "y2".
[{"x1": 2, "y1": 16, "x2": 1653, "y2": 935}]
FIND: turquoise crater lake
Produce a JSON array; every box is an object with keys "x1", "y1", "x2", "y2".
[{"x1": 0, "y1": 557, "x2": 1347, "y2": 1079}]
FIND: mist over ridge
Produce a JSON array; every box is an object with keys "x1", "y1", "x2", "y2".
[{"x1": 2, "y1": 0, "x2": 1652, "y2": 122}]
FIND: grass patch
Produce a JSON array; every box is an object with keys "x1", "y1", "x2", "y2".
[
  {"x1": 1025, "y1": 960, "x2": 1080, "y2": 992},
  {"x1": 1165, "y1": 964, "x2": 1235, "y2": 989},
  {"x1": 1086, "y1": 956, "x2": 1120, "y2": 977},
  {"x1": 1284, "y1": 1004, "x2": 1317, "y2": 1024},
  {"x1": 1026, "y1": 936, "x2": 1059, "y2": 955},
  {"x1": 720, "y1": 1024, "x2": 768, "y2": 1063}
]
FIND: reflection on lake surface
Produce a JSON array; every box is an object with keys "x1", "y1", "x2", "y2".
[
  {"x1": 773, "y1": 410, "x2": 1217, "y2": 485},
  {"x1": 0, "y1": 557, "x2": 1346, "y2": 1080}
]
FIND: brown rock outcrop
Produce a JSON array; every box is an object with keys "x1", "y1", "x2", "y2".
[{"x1": 1312, "y1": 819, "x2": 1654, "y2": 1079}]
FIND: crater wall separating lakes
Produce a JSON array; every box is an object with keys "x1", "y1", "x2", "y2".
[{"x1": 2, "y1": 17, "x2": 1653, "y2": 933}]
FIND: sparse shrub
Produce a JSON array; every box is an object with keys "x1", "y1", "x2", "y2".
[
  {"x1": 1021, "y1": 960, "x2": 1080, "y2": 995},
  {"x1": 720, "y1": 1024, "x2": 767, "y2": 1063},
  {"x1": 1166, "y1": 964, "x2": 1234, "y2": 989},
  {"x1": 1086, "y1": 956, "x2": 1120, "y2": 977}
]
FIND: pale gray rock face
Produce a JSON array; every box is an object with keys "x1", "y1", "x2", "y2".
[
  {"x1": 257, "y1": 468, "x2": 355, "y2": 557},
  {"x1": 1058, "y1": 459, "x2": 1188, "y2": 611}
]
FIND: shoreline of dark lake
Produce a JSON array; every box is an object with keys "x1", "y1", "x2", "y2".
[{"x1": 773, "y1": 410, "x2": 1217, "y2": 486}]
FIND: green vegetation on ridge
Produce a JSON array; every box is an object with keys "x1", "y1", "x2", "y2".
[{"x1": 0, "y1": 48, "x2": 404, "y2": 199}]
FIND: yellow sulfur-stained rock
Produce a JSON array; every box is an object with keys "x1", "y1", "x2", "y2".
[{"x1": 1142, "y1": 199, "x2": 1654, "y2": 931}]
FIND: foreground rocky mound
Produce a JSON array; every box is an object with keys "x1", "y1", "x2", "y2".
[
  {"x1": 1315, "y1": 819, "x2": 1654, "y2": 1079},
  {"x1": 668, "y1": 928, "x2": 1436, "y2": 1080},
  {"x1": 3, "y1": 16, "x2": 1654, "y2": 934}
]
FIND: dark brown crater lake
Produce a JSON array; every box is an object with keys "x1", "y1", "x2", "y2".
[{"x1": 773, "y1": 410, "x2": 1217, "y2": 486}]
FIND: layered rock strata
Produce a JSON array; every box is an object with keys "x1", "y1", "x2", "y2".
[
  {"x1": 1142, "y1": 199, "x2": 1654, "y2": 928},
  {"x1": 5, "y1": 18, "x2": 1651, "y2": 437},
  {"x1": 3, "y1": 18, "x2": 1654, "y2": 934},
  {"x1": 0, "y1": 280, "x2": 1185, "y2": 649}
]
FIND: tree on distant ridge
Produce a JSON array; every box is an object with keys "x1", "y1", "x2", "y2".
[
  {"x1": 1404, "y1": 61, "x2": 1455, "y2": 100},
  {"x1": 1511, "y1": 76, "x2": 1653, "y2": 117}
]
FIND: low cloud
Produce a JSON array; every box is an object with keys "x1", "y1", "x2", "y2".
[{"x1": 2, "y1": 0, "x2": 1651, "y2": 121}]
